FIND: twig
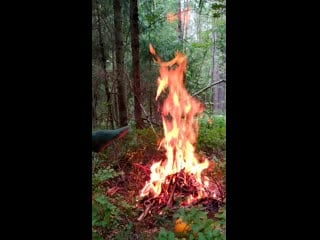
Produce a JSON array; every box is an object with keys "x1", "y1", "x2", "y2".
[
  {"x1": 133, "y1": 163, "x2": 151, "y2": 175},
  {"x1": 142, "y1": 118, "x2": 160, "y2": 127},
  {"x1": 167, "y1": 176, "x2": 178, "y2": 207},
  {"x1": 192, "y1": 79, "x2": 226, "y2": 97},
  {"x1": 137, "y1": 199, "x2": 155, "y2": 221}
]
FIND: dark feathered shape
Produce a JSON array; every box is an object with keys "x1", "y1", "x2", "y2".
[{"x1": 92, "y1": 126, "x2": 130, "y2": 152}]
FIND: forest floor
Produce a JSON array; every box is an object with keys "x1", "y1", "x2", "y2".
[{"x1": 92, "y1": 116, "x2": 226, "y2": 240}]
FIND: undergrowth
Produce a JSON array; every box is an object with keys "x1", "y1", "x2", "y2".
[
  {"x1": 92, "y1": 114, "x2": 226, "y2": 239},
  {"x1": 198, "y1": 115, "x2": 226, "y2": 153},
  {"x1": 157, "y1": 206, "x2": 226, "y2": 240}
]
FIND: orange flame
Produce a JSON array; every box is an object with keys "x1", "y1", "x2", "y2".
[{"x1": 140, "y1": 44, "x2": 209, "y2": 203}]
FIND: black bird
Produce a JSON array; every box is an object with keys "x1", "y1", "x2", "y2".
[{"x1": 92, "y1": 125, "x2": 130, "y2": 153}]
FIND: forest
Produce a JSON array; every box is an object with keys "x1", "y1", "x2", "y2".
[{"x1": 92, "y1": 0, "x2": 226, "y2": 239}]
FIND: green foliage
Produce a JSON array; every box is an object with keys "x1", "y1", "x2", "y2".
[
  {"x1": 156, "y1": 206, "x2": 226, "y2": 240},
  {"x1": 154, "y1": 207, "x2": 176, "y2": 227},
  {"x1": 92, "y1": 165, "x2": 122, "y2": 239},
  {"x1": 93, "y1": 0, "x2": 226, "y2": 128},
  {"x1": 92, "y1": 166, "x2": 123, "y2": 188},
  {"x1": 174, "y1": 207, "x2": 215, "y2": 239},
  {"x1": 92, "y1": 161, "x2": 126, "y2": 239},
  {"x1": 213, "y1": 207, "x2": 226, "y2": 233},
  {"x1": 197, "y1": 115, "x2": 226, "y2": 151},
  {"x1": 92, "y1": 191, "x2": 138, "y2": 239},
  {"x1": 92, "y1": 193, "x2": 121, "y2": 229},
  {"x1": 92, "y1": 230, "x2": 104, "y2": 240},
  {"x1": 126, "y1": 127, "x2": 159, "y2": 151},
  {"x1": 212, "y1": 0, "x2": 226, "y2": 18},
  {"x1": 92, "y1": 150, "x2": 139, "y2": 240},
  {"x1": 98, "y1": 137, "x2": 131, "y2": 166},
  {"x1": 115, "y1": 222, "x2": 134, "y2": 240},
  {"x1": 115, "y1": 195, "x2": 138, "y2": 218},
  {"x1": 158, "y1": 227, "x2": 176, "y2": 240}
]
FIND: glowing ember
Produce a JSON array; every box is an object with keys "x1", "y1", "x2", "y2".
[{"x1": 139, "y1": 44, "x2": 210, "y2": 204}]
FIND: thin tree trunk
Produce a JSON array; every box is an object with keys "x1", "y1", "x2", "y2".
[
  {"x1": 130, "y1": 0, "x2": 144, "y2": 129},
  {"x1": 104, "y1": 77, "x2": 114, "y2": 128},
  {"x1": 212, "y1": 30, "x2": 220, "y2": 114},
  {"x1": 111, "y1": 42, "x2": 118, "y2": 126},
  {"x1": 183, "y1": 0, "x2": 189, "y2": 42},
  {"x1": 114, "y1": 89, "x2": 119, "y2": 127},
  {"x1": 92, "y1": 92, "x2": 98, "y2": 128},
  {"x1": 149, "y1": 92, "x2": 152, "y2": 123},
  {"x1": 177, "y1": 0, "x2": 183, "y2": 43},
  {"x1": 213, "y1": 31, "x2": 221, "y2": 114},
  {"x1": 95, "y1": 0, "x2": 114, "y2": 128},
  {"x1": 113, "y1": 0, "x2": 128, "y2": 127}
]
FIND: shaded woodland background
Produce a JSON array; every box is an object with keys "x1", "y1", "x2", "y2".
[{"x1": 92, "y1": 0, "x2": 226, "y2": 130}]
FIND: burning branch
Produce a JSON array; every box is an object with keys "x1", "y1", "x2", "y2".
[
  {"x1": 166, "y1": 174, "x2": 178, "y2": 207},
  {"x1": 133, "y1": 163, "x2": 151, "y2": 176}
]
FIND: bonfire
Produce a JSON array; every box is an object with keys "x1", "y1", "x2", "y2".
[{"x1": 136, "y1": 44, "x2": 225, "y2": 221}]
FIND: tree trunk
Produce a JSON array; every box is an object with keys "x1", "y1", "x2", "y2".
[
  {"x1": 95, "y1": 0, "x2": 114, "y2": 128},
  {"x1": 183, "y1": 0, "x2": 189, "y2": 42},
  {"x1": 177, "y1": 0, "x2": 183, "y2": 43},
  {"x1": 104, "y1": 75, "x2": 114, "y2": 128},
  {"x1": 212, "y1": 30, "x2": 221, "y2": 114},
  {"x1": 92, "y1": 92, "x2": 98, "y2": 128},
  {"x1": 113, "y1": 0, "x2": 128, "y2": 127},
  {"x1": 130, "y1": 0, "x2": 144, "y2": 129},
  {"x1": 212, "y1": 31, "x2": 219, "y2": 113},
  {"x1": 111, "y1": 43, "x2": 119, "y2": 126},
  {"x1": 149, "y1": 92, "x2": 152, "y2": 123}
]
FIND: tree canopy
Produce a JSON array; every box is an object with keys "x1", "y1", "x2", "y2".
[{"x1": 92, "y1": 0, "x2": 226, "y2": 130}]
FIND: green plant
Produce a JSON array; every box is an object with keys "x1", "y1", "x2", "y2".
[
  {"x1": 115, "y1": 195, "x2": 138, "y2": 218},
  {"x1": 92, "y1": 230, "x2": 104, "y2": 240},
  {"x1": 115, "y1": 222, "x2": 134, "y2": 240},
  {"x1": 153, "y1": 206, "x2": 175, "y2": 226},
  {"x1": 212, "y1": 207, "x2": 226, "y2": 238},
  {"x1": 156, "y1": 206, "x2": 226, "y2": 240},
  {"x1": 93, "y1": 166, "x2": 123, "y2": 188},
  {"x1": 92, "y1": 164, "x2": 124, "y2": 239},
  {"x1": 126, "y1": 127, "x2": 159, "y2": 151},
  {"x1": 175, "y1": 207, "x2": 213, "y2": 239},
  {"x1": 92, "y1": 193, "x2": 121, "y2": 230},
  {"x1": 92, "y1": 192, "x2": 138, "y2": 240},
  {"x1": 197, "y1": 115, "x2": 226, "y2": 152},
  {"x1": 157, "y1": 227, "x2": 176, "y2": 240}
]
